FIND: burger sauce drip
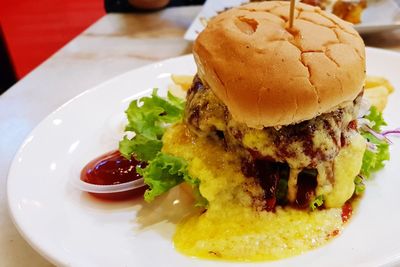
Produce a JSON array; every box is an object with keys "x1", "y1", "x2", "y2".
[
  {"x1": 295, "y1": 169, "x2": 318, "y2": 209},
  {"x1": 250, "y1": 160, "x2": 290, "y2": 211},
  {"x1": 80, "y1": 150, "x2": 147, "y2": 200},
  {"x1": 341, "y1": 202, "x2": 353, "y2": 223},
  {"x1": 258, "y1": 167, "x2": 279, "y2": 211}
]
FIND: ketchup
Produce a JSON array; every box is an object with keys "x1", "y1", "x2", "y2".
[{"x1": 80, "y1": 150, "x2": 147, "y2": 200}]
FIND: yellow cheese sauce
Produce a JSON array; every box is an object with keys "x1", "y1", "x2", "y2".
[{"x1": 162, "y1": 123, "x2": 362, "y2": 261}]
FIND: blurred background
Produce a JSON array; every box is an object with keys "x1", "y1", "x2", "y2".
[
  {"x1": 0, "y1": 1, "x2": 104, "y2": 93},
  {"x1": 0, "y1": 0, "x2": 204, "y2": 94},
  {"x1": 1, "y1": 0, "x2": 399, "y2": 94}
]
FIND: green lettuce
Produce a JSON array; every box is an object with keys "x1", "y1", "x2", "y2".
[
  {"x1": 137, "y1": 153, "x2": 207, "y2": 205},
  {"x1": 310, "y1": 195, "x2": 324, "y2": 211},
  {"x1": 120, "y1": 89, "x2": 185, "y2": 161},
  {"x1": 119, "y1": 134, "x2": 162, "y2": 162},
  {"x1": 119, "y1": 89, "x2": 206, "y2": 206},
  {"x1": 354, "y1": 175, "x2": 365, "y2": 195},
  {"x1": 354, "y1": 105, "x2": 390, "y2": 196},
  {"x1": 360, "y1": 132, "x2": 390, "y2": 178},
  {"x1": 124, "y1": 89, "x2": 185, "y2": 140},
  {"x1": 138, "y1": 153, "x2": 190, "y2": 201},
  {"x1": 364, "y1": 106, "x2": 387, "y2": 132},
  {"x1": 359, "y1": 106, "x2": 390, "y2": 179}
]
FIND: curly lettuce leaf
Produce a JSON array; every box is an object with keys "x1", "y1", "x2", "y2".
[
  {"x1": 124, "y1": 89, "x2": 185, "y2": 140},
  {"x1": 360, "y1": 132, "x2": 390, "y2": 178},
  {"x1": 310, "y1": 195, "x2": 324, "y2": 211},
  {"x1": 165, "y1": 91, "x2": 186, "y2": 113},
  {"x1": 138, "y1": 153, "x2": 189, "y2": 201},
  {"x1": 354, "y1": 175, "x2": 365, "y2": 195},
  {"x1": 120, "y1": 89, "x2": 185, "y2": 161},
  {"x1": 119, "y1": 134, "x2": 162, "y2": 161},
  {"x1": 364, "y1": 106, "x2": 387, "y2": 132},
  {"x1": 352, "y1": 106, "x2": 390, "y2": 195},
  {"x1": 138, "y1": 153, "x2": 207, "y2": 206},
  {"x1": 192, "y1": 183, "x2": 208, "y2": 207},
  {"x1": 359, "y1": 106, "x2": 390, "y2": 179}
]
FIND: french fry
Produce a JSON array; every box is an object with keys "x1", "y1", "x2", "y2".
[
  {"x1": 171, "y1": 74, "x2": 194, "y2": 91},
  {"x1": 364, "y1": 85, "x2": 389, "y2": 112},
  {"x1": 365, "y1": 76, "x2": 395, "y2": 93},
  {"x1": 199, "y1": 17, "x2": 209, "y2": 27},
  {"x1": 168, "y1": 83, "x2": 187, "y2": 99}
]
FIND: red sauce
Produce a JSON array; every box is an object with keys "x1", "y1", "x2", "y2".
[
  {"x1": 341, "y1": 202, "x2": 353, "y2": 223},
  {"x1": 348, "y1": 120, "x2": 358, "y2": 130},
  {"x1": 80, "y1": 150, "x2": 147, "y2": 200}
]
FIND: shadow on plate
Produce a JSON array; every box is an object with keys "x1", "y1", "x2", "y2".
[
  {"x1": 75, "y1": 183, "x2": 201, "y2": 230},
  {"x1": 135, "y1": 184, "x2": 202, "y2": 228}
]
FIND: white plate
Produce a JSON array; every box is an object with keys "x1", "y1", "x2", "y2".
[
  {"x1": 7, "y1": 48, "x2": 400, "y2": 267},
  {"x1": 357, "y1": 0, "x2": 400, "y2": 34},
  {"x1": 184, "y1": 0, "x2": 400, "y2": 40}
]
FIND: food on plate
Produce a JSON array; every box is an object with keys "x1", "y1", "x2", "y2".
[
  {"x1": 363, "y1": 76, "x2": 395, "y2": 112},
  {"x1": 82, "y1": 1, "x2": 395, "y2": 262},
  {"x1": 296, "y1": 0, "x2": 330, "y2": 10},
  {"x1": 251, "y1": 0, "x2": 367, "y2": 24},
  {"x1": 365, "y1": 76, "x2": 395, "y2": 93},
  {"x1": 330, "y1": 0, "x2": 367, "y2": 24},
  {"x1": 364, "y1": 85, "x2": 389, "y2": 112},
  {"x1": 168, "y1": 74, "x2": 194, "y2": 99},
  {"x1": 170, "y1": 74, "x2": 193, "y2": 91}
]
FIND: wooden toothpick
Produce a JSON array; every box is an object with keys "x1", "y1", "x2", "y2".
[{"x1": 289, "y1": 0, "x2": 295, "y2": 29}]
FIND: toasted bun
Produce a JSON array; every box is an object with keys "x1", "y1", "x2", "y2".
[{"x1": 193, "y1": 1, "x2": 365, "y2": 128}]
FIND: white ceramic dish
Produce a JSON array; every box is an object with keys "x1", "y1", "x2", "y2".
[
  {"x1": 357, "y1": 0, "x2": 400, "y2": 34},
  {"x1": 184, "y1": 0, "x2": 400, "y2": 40},
  {"x1": 7, "y1": 48, "x2": 400, "y2": 267}
]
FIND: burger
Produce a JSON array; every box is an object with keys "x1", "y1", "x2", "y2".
[
  {"x1": 120, "y1": 0, "x2": 382, "y2": 261},
  {"x1": 186, "y1": 0, "x2": 366, "y2": 211},
  {"x1": 163, "y1": 1, "x2": 368, "y2": 260}
]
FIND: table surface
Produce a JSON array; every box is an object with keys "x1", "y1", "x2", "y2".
[{"x1": 1, "y1": 5, "x2": 400, "y2": 266}]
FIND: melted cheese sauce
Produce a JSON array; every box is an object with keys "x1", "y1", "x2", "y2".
[
  {"x1": 325, "y1": 133, "x2": 366, "y2": 207},
  {"x1": 242, "y1": 127, "x2": 366, "y2": 208},
  {"x1": 162, "y1": 123, "x2": 364, "y2": 261}
]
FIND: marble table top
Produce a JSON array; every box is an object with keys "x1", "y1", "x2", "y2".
[{"x1": 0, "y1": 5, "x2": 400, "y2": 266}]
